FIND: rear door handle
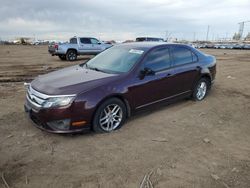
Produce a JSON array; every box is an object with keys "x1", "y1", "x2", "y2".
[
  {"x1": 166, "y1": 73, "x2": 174, "y2": 77},
  {"x1": 196, "y1": 66, "x2": 201, "y2": 70}
]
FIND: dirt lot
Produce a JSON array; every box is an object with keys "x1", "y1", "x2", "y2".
[{"x1": 0, "y1": 45, "x2": 250, "y2": 188}]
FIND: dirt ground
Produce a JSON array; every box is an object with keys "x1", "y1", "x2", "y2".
[{"x1": 0, "y1": 45, "x2": 250, "y2": 188}]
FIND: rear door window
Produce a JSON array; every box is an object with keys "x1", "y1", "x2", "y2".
[
  {"x1": 69, "y1": 38, "x2": 77, "y2": 44},
  {"x1": 144, "y1": 47, "x2": 171, "y2": 72},
  {"x1": 80, "y1": 38, "x2": 91, "y2": 44},
  {"x1": 172, "y1": 47, "x2": 196, "y2": 66}
]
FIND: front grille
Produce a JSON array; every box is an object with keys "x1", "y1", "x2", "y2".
[
  {"x1": 26, "y1": 86, "x2": 47, "y2": 108},
  {"x1": 24, "y1": 83, "x2": 76, "y2": 110}
]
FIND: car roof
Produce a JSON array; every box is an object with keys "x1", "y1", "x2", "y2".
[
  {"x1": 136, "y1": 37, "x2": 164, "y2": 40},
  {"x1": 116, "y1": 42, "x2": 207, "y2": 58},
  {"x1": 116, "y1": 42, "x2": 192, "y2": 51},
  {"x1": 71, "y1": 37, "x2": 98, "y2": 39}
]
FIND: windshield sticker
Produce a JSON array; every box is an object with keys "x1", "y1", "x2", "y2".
[{"x1": 129, "y1": 49, "x2": 144, "y2": 54}]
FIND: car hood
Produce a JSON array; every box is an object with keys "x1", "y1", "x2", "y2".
[{"x1": 31, "y1": 65, "x2": 117, "y2": 95}]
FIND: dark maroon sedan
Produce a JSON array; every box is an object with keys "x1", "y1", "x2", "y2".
[{"x1": 24, "y1": 42, "x2": 216, "y2": 133}]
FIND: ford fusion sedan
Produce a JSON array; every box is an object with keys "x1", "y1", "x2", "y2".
[{"x1": 24, "y1": 42, "x2": 216, "y2": 133}]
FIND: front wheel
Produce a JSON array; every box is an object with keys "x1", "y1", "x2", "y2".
[
  {"x1": 92, "y1": 98, "x2": 127, "y2": 133},
  {"x1": 192, "y1": 78, "x2": 210, "y2": 101}
]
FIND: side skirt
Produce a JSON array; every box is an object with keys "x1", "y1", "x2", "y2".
[{"x1": 135, "y1": 90, "x2": 192, "y2": 110}]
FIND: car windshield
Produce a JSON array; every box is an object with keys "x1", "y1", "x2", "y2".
[{"x1": 84, "y1": 47, "x2": 144, "y2": 74}]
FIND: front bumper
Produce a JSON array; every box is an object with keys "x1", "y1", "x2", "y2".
[{"x1": 24, "y1": 101, "x2": 91, "y2": 134}]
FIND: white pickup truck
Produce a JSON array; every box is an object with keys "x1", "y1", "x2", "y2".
[{"x1": 48, "y1": 37, "x2": 112, "y2": 61}]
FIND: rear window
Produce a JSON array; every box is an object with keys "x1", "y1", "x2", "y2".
[{"x1": 69, "y1": 38, "x2": 77, "y2": 44}]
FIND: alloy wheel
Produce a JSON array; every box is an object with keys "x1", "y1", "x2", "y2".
[
  {"x1": 68, "y1": 51, "x2": 76, "y2": 61},
  {"x1": 196, "y1": 81, "x2": 207, "y2": 100},
  {"x1": 99, "y1": 104, "x2": 123, "y2": 132}
]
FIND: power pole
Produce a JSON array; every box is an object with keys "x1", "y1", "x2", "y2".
[
  {"x1": 206, "y1": 25, "x2": 210, "y2": 41},
  {"x1": 165, "y1": 31, "x2": 172, "y2": 42},
  {"x1": 238, "y1": 21, "x2": 250, "y2": 40}
]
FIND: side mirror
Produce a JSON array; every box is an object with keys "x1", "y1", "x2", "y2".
[
  {"x1": 139, "y1": 67, "x2": 155, "y2": 79},
  {"x1": 97, "y1": 42, "x2": 102, "y2": 45}
]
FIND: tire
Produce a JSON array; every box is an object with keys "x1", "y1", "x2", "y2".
[
  {"x1": 66, "y1": 50, "x2": 77, "y2": 61},
  {"x1": 58, "y1": 55, "x2": 66, "y2": 60},
  {"x1": 192, "y1": 78, "x2": 210, "y2": 101},
  {"x1": 92, "y1": 98, "x2": 127, "y2": 133}
]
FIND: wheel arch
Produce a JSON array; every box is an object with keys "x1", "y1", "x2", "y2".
[
  {"x1": 66, "y1": 48, "x2": 78, "y2": 54},
  {"x1": 200, "y1": 74, "x2": 212, "y2": 89},
  {"x1": 192, "y1": 73, "x2": 212, "y2": 92},
  {"x1": 99, "y1": 94, "x2": 131, "y2": 117},
  {"x1": 91, "y1": 94, "x2": 131, "y2": 127}
]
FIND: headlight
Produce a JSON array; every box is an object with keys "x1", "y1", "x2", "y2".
[{"x1": 43, "y1": 96, "x2": 75, "y2": 108}]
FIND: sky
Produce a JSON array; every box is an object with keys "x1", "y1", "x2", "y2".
[{"x1": 0, "y1": 0, "x2": 250, "y2": 41}]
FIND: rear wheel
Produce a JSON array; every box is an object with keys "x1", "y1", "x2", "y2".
[
  {"x1": 66, "y1": 50, "x2": 77, "y2": 61},
  {"x1": 58, "y1": 55, "x2": 66, "y2": 60},
  {"x1": 192, "y1": 78, "x2": 210, "y2": 101},
  {"x1": 93, "y1": 98, "x2": 127, "y2": 133}
]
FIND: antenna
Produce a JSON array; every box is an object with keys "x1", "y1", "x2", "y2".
[{"x1": 165, "y1": 31, "x2": 172, "y2": 42}]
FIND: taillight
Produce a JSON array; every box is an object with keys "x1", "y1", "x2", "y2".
[{"x1": 54, "y1": 44, "x2": 58, "y2": 49}]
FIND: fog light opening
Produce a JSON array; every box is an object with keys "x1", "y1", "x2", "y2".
[{"x1": 47, "y1": 119, "x2": 70, "y2": 130}]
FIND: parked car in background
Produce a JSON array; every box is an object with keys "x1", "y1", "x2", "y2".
[
  {"x1": 205, "y1": 43, "x2": 215, "y2": 48},
  {"x1": 136, "y1": 37, "x2": 164, "y2": 42},
  {"x1": 243, "y1": 44, "x2": 250, "y2": 49},
  {"x1": 25, "y1": 42, "x2": 216, "y2": 133},
  {"x1": 48, "y1": 37, "x2": 112, "y2": 61},
  {"x1": 214, "y1": 44, "x2": 226, "y2": 49},
  {"x1": 233, "y1": 44, "x2": 244, "y2": 49},
  {"x1": 196, "y1": 44, "x2": 206, "y2": 48},
  {"x1": 224, "y1": 44, "x2": 234, "y2": 49}
]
